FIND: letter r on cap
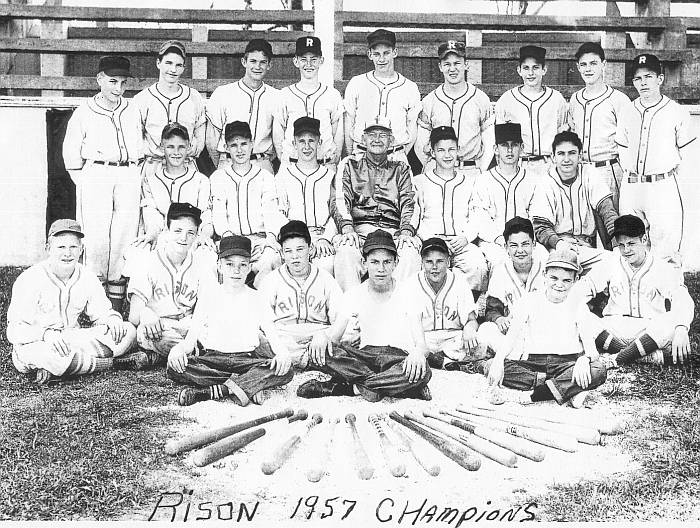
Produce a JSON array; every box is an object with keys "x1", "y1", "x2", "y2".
[
  {"x1": 639, "y1": 56, "x2": 646, "y2": 64},
  {"x1": 448, "y1": 40, "x2": 457, "y2": 49},
  {"x1": 307, "y1": 38, "x2": 314, "y2": 47}
]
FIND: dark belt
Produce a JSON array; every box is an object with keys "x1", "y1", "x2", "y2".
[
  {"x1": 520, "y1": 155, "x2": 548, "y2": 162},
  {"x1": 592, "y1": 158, "x2": 619, "y2": 168},
  {"x1": 628, "y1": 166, "x2": 678, "y2": 183},
  {"x1": 91, "y1": 160, "x2": 136, "y2": 167},
  {"x1": 456, "y1": 159, "x2": 477, "y2": 167}
]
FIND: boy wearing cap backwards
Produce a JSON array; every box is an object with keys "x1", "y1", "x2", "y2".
[
  {"x1": 616, "y1": 53, "x2": 696, "y2": 268},
  {"x1": 7, "y1": 220, "x2": 136, "y2": 384},
  {"x1": 169, "y1": 235, "x2": 293, "y2": 406},
  {"x1": 134, "y1": 40, "x2": 206, "y2": 177},
  {"x1": 297, "y1": 229, "x2": 432, "y2": 402},
  {"x1": 273, "y1": 36, "x2": 344, "y2": 167},
  {"x1": 411, "y1": 125, "x2": 489, "y2": 291},
  {"x1": 210, "y1": 121, "x2": 284, "y2": 287},
  {"x1": 484, "y1": 248, "x2": 607, "y2": 408},
  {"x1": 258, "y1": 220, "x2": 346, "y2": 369},
  {"x1": 62, "y1": 55, "x2": 143, "y2": 311},
  {"x1": 530, "y1": 131, "x2": 617, "y2": 272},
  {"x1": 331, "y1": 116, "x2": 422, "y2": 291},
  {"x1": 415, "y1": 40, "x2": 494, "y2": 173},
  {"x1": 576, "y1": 214, "x2": 693, "y2": 368},
  {"x1": 495, "y1": 46, "x2": 568, "y2": 180},
  {"x1": 343, "y1": 29, "x2": 421, "y2": 165},
  {"x1": 116, "y1": 203, "x2": 216, "y2": 370},
  {"x1": 206, "y1": 38, "x2": 279, "y2": 173},
  {"x1": 275, "y1": 117, "x2": 337, "y2": 274}
]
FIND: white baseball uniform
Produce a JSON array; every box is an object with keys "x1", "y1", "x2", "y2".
[
  {"x1": 62, "y1": 95, "x2": 143, "y2": 283},
  {"x1": 616, "y1": 96, "x2": 696, "y2": 266},
  {"x1": 7, "y1": 261, "x2": 135, "y2": 377}
]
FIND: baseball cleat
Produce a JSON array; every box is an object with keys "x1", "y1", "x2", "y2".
[
  {"x1": 177, "y1": 387, "x2": 209, "y2": 407},
  {"x1": 113, "y1": 350, "x2": 161, "y2": 371},
  {"x1": 35, "y1": 368, "x2": 52, "y2": 385},
  {"x1": 296, "y1": 379, "x2": 354, "y2": 399}
]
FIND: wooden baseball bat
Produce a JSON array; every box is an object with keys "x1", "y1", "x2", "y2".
[
  {"x1": 444, "y1": 410, "x2": 578, "y2": 453},
  {"x1": 405, "y1": 411, "x2": 518, "y2": 468},
  {"x1": 425, "y1": 410, "x2": 544, "y2": 462},
  {"x1": 192, "y1": 427, "x2": 266, "y2": 467},
  {"x1": 389, "y1": 411, "x2": 481, "y2": 471},
  {"x1": 306, "y1": 418, "x2": 339, "y2": 483},
  {"x1": 368, "y1": 413, "x2": 406, "y2": 477},
  {"x1": 345, "y1": 413, "x2": 375, "y2": 480},
  {"x1": 457, "y1": 405, "x2": 601, "y2": 445},
  {"x1": 261, "y1": 413, "x2": 322, "y2": 475},
  {"x1": 165, "y1": 407, "x2": 294, "y2": 455},
  {"x1": 387, "y1": 418, "x2": 441, "y2": 476}
]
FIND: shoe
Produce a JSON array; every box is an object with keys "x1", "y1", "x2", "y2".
[
  {"x1": 444, "y1": 358, "x2": 489, "y2": 374},
  {"x1": 600, "y1": 353, "x2": 619, "y2": 371},
  {"x1": 402, "y1": 385, "x2": 432, "y2": 401},
  {"x1": 296, "y1": 379, "x2": 354, "y2": 399},
  {"x1": 639, "y1": 350, "x2": 664, "y2": 365},
  {"x1": 177, "y1": 387, "x2": 209, "y2": 406},
  {"x1": 35, "y1": 368, "x2": 52, "y2": 385},
  {"x1": 251, "y1": 390, "x2": 270, "y2": 405},
  {"x1": 568, "y1": 391, "x2": 589, "y2": 409},
  {"x1": 113, "y1": 350, "x2": 161, "y2": 371},
  {"x1": 356, "y1": 385, "x2": 384, "y2": 402}
]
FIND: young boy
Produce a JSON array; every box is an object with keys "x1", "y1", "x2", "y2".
[
  {"x1": 411, "y1": 125, "x2": 488, "y2": 291},
  {"x1": 275, "y1": 117, "x2": 337, "y2": 275},
  {"x1": 273, "y1": 36, "x2": 344, "y2": 168},
  {"x1": 210, "y1": 121, "x2": 284, "y2": 287},
  {"x1": 483, "y1": 248, "x2": 607, "y2": 408},
  {"x1": 169, "y1": 235, "x2": 293, "y2": 407}
]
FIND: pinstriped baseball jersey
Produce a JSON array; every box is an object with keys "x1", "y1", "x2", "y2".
[
  {"x1": 616, "y1": 96, "x2": 696, "y2": 175},
  {"x1": 210, "y1": 165, "x2": 282, "y2": 237},
  {"x1": 259, "y1": 263, "x2": 344, "y2": 326},
  {"x1": 133, "y1": 83, "x2": 206, "y2": 158},
  {"x1": 530, "y1": 164, "x2": 612, "y2": 240},
  {"x1": 404, "y1": 269, "x2": 476, "y2": 332},
  {"x1": 128, "y1": 245, "x2": 215, "y2": 319},
  {"x1": 344, "y1": 72, "x2": 421, "y2": 147},
  {"x1": 418, "y1": 84, "x2": 494, "y2": 161},
  {"x1": 495, "y1": 86, "x2": 568, "y2": 156},
  {"x1": 567, "y1": 85, "x2": 632, "y2": 163},
  {"x1": 277, "y1": 83, "x2": 344, "y2": 160},
  {"x1": 141, "y1": 164, "x2": 212, "y2": 230},
  {"x1": 206, "y1": 80, "x2": 280, "y2": 156},
  {"x1": 486, "y1": 247, "x2": 546, "y2": 316},
  {"x1": 63, "y1": 96, "x2": 142, "y2": 169},
  {"x1": 275, "y1": 164, "x2": 334, "y2": 231},
  {"x1": 411, "y1": 169, "x2": 482, "y2": 241}
]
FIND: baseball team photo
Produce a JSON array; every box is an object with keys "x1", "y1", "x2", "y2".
[{"x1": 1, "y1": 0, "x2": 699, "y2": 524}]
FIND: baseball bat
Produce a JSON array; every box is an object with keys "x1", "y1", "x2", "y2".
[
  {"x1": 289, "y1": 409, "x2": 309, "y2": 423},
  {"x1": 165, "y1": 407, "x2": 294, "y2": 455},
  {"x1": 425, "y1": 410, "x2": 544, "y2": 462},
  {"x1": 405, "y1": 411, "x2": 518, "y2": 468},
  {"x1": 261, "y1": 413, "x2": 322, "y2": 475},
  {"x1": 387, "y1": 417, "x2": 441, "y2": 476},
  {"x1": 457, "y1": 405, "x2": 601, "y2": 445},
  {"x1": 389, "y1": 411, "x2": 480, "y2": 471},
  {"x1": 368, "y1": 414, "x2": 406, "y2": 477},
  {"x1": 345, "y1": 413, "x2": 375, "y2": 480},
  {"x1": 443, "y1": 410, "x2": 578, "y2": 453},
  {"x1": 192, "y1": 427, "x2": 266, "y2": 467},
  {"x1": 306, "y1": 418, "x2": 339, "y2": 483}
]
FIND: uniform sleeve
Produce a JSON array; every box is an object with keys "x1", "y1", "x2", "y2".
[
  {"x1": 501, "y1": 294, "x2": 530, "y2": 358},
  {"x1": 494, "y1": 93, "x2": 508, "y2": 124},
  {"x1": 405, "y1": 82, "x2": 422, "y2": 137},
  {"x1": 127, "y1": 265, "x2": 153, "y2": 305},
  {"x1": 479, "y1": 93, "x2": 495, "y2": 133},
  {"x1": 84, "y1": 272, "x2": 120, "y2": 324},
  {"x1": 210, "y1": 170, "x2": 230, "y2": 236},
  {"x1": 410, "y1": 176, "x2": 424, "y2": 235},
  {"x1": 343, "y1": 77, "x2": 359, "y2": 121},
  {"x1": 456, "y1": 275, "x2": 478, "y2": 323},
  {"x1": 196, "y1": 173, "x2": 213, "y2": 228},
  {"x1": 256, "y1": 272, "x2": 278, "y2": 312},
  {"x1": 330, "y1": 89, "x2": 345, "y2": 123},
  {"x1": 530, "y1": 183, "x2": 561, "y2": 249},
  {"x1": 588, "y1": 169, "x2": 614, "y2": 208},
  {"x1": 676, "y1": 105, "x2": 697, "y2": 150},
  {"x1": 577, "y1": 257, "x2": 610, "y2": 302},
  {"x1": 416, "y1": 93, "x2": 433, "y2": 131},
  {"x1": 6, "y1": 272, "x2": 46, "y2": 345},
  {"x1": 556, "y1": 92, "x2": 569, "y2": 132},
  {"x1": 325, "y1": 275, "x2": 346, "y2": 324},
  {"x1": 62, "y1": 106, "x2": 86, "y2": 170},
  {"x1": 473, "y1": 178, "x2": 500, "y2": 243},
  {"x1": 594, "y1": 195, "x2": 618, "y2": 238},
  {"x1": 205, "y1": 87, "x2": 226, "y2": 153},
  {"x1": 614, "y1": 104, "x2": 630, "y2": 149},
  {"x1": 140, "y1": 176, "x2": 165, "y2": 235},
  {"x1": 274, "y1": 171, "x2": 290, "y2": 217},
  {"x1": 330, "y1": 157, "x2": 355, "y2": 232},
  {"x1": 397, "y1": 162, "x2": 417, "y2": 235},
  {"x1": 133, "y1": 90, "x2": 149, "y2": 142},
  {"x1": 191, "y1": 90, "x2": 207, "y2": 157},
  {"x1": 261, "y1": 171, "x2": 284, "y2": 236}
]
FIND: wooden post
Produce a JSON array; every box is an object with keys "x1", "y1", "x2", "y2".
[
  {"x1": 191, "y1": 25, "x2": 208, "y2": 80},
  {"x1": 40, "y1": 0, "x2": 65, "y2": 97},
  {"x1": 603, "y1": 1, "x2": 625, "y2": 87},
  {"x1": 333, "y1": 0, "x2": 344, "y2": 87},
  {"x1": 465, "y1": 29, "x2": 482, "y2": 85},
  {"x1": 314, "y1": 0, "x2": 335, "y2": 86},
  {"x1": 661, "y1": 19, "x2": 686, "y2": 89},
  {"x1": 632, "y1": 0, "x2": 669, "y2": 49}
]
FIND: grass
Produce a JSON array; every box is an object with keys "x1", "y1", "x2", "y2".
[{"x1": 0, "y1": 266, "x2": 698, "y2": 520}]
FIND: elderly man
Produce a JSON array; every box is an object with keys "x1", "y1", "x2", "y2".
[
  {"x1": 331, "y1": 116, "x2": 421, "y2": 291},
  {"x1": 7, "y1": 219, "x2": 136, "y2": 384}
]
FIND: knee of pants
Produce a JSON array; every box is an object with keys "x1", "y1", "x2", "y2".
[
  {"x1": 313, "y1": 253, "x2": 335, "y2": 276},
  {"x1": 113, "y1": 322, "x2": 137, "y2": 357},
  {"x1": 645, "y1": 316, "x2": 676, "y2": 350},
  {"x1": 334, "y1": 245, "x2": 362, "y2": 268},
  {"x1": 588, "y1": 360, "x2": 608, "y2": 388},
  {"x1": 420, "y1": 363, "x2": 433, "y2": 385},
  {"x1": 254, "y1": 248, "x2": 281, "y2": 273},
  {"x1": 477, "y1": 322, "x2": 504, "y2": 350}
]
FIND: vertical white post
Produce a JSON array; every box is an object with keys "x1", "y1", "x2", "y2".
[
  {"x1": 465, "y1": 29, "x2": 482, "y2": 85},
  {"x1": 314, "y1": 0, "x2": 335, "y2": 86},
  {"x1": 191, "y1": 25, "x2": 208, "y2": 80}
]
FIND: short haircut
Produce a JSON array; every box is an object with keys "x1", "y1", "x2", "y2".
[
  {"x1": 161, "y1": 122, "x2": 190, "y2": 143},
  {"x1": 552, "y1": 130, "x2": 583, "y2": 153},
  {"x1": 166, "y1": 212, "x2": 199, "y2": 229},
  {"x1": 575, "y1": 42, "x2": 605, "y2": 62},
  {"x1": 503, "y1": 216, "x2": 534, "y2": 242}
]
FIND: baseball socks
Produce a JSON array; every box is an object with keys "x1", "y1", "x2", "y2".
[
  {"x1": 106, "y1": 279, "x2": 128, "y2": 314},
  {"x1": 615, "y1": 334, "x2": 660, "y2": 366},
  {"x1": 594, "y1": 330, "x2": 626, "y2": 355}
]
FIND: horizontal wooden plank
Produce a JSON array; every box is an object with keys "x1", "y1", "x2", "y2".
[
  {"x1": 344, "y1": 31, "x2": 602, "y2": 44},
  {"x1": 0, "y1": 5, "x2": 313, "y2": 24}
]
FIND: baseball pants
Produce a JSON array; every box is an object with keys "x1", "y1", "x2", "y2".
[
  {"x1": 425, "y1": 329, "x2": 488, "y2": 363},
  {"x1": 76, "y1": 162, "x2": 141, "y2": 283},
  {"x1": 310, "y1": 230, "x2": 335, "y2": 276},
  {"x1": 166, "y1": 339, "x2": 294, "y2": 406},
  {"x1": 477, "y1": 321, "x2": 507, "y2": 354},
  {"x1": 446, "y1": 240, "x2": 489, "y2": 291},
  {"x1": 247, "y1": 234, "x2": 282, "y2": 287},
  {"x1": 598, "y1": 314, "x2": 677, "y2": 354},
  {"x1": 275, "y1": 322, "x2": 331, "y2": 368},
  {"x1": 520, "y1": 157, "x2": 551, "y2": 181},
  {"x1": 590, "y1": 160, "x2": 624, "y2": 211},
  {"x1": 556, "y1": 236, "x2": 612, "y2": 274},
  {"x1": 137, "y1": 316, "x2": 191, "y2": 358},
  {"x1": 12, "y1": 324, "x2": 136, "y2": 378},
  {"x1": 333, "y1": 225, "x2": 421, "y2": 291}
]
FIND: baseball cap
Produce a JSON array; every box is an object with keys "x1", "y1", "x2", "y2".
[
  {"x1": 219, "y1": 235, "x2": 252, "y2": 259},
  {"x1": 545, "y1": 247, "x2": 581, "y2": 273},
  {"x1": 167, "y1": 202, "x2": 202, "y2": 226},
  {"x1": 575, "y1": 42, "x2": 605, "y2": 62},
  {"x1": 495, "y1": 123, "x2": 523, "y2": 145},
  {"x1": 48, "y1": 219, "x2": 84, "y2": 239},
  {"x1": 293, "y1": 116, "x2": 321, "y2": 137},
  {"x1": 296, "y1": 36, "x2": 322, "y2": 56},
  {"x1": 430, "y1": 125, "x2": 458, "y2": 147},
  {"x1": 421, "y1": 237, "x2": 450, "y2": 257},
  {"x1": 438, "y1": 40, "x2": 467, "y2": 60},
  {"x1": 631, "y1": 53, "x2": 661, "y2": 76},
  {"x1": 503, "y1": 216, "x2": 534, "y2": 241},
  {"x1": 278, "y1": 220, "x2": 311, "y2": 245},
  {"x1": 362, "y1": 230, "x2": 397, "y2": 257},
  {"x1": 367, "y1": 29, "x2": 396, "y2": 49},
  {"x1": 364, "y1": 115, "x2": 392, "y2": 133},
  {"x1": 98, "y1": 56, "x2": 131, "y2": 77},
  {"x1": 225, "y1": 121, "x2": 252, "y2": 142},
  {"x1": 161, "y1": 122, "x2": 190, "y2": 142},
  {"x1": 244, "y1": 38, "x2": 274, "y2": 59},
  {"x1": 519, "y1": 45, "x2": 546, "y2": 64},
  {"x1": 159, "y1": 40, "x2": 186, "y2": 59},
  {"x1": 612, "y1": 214, "x2": 646, "y2": 239}
]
